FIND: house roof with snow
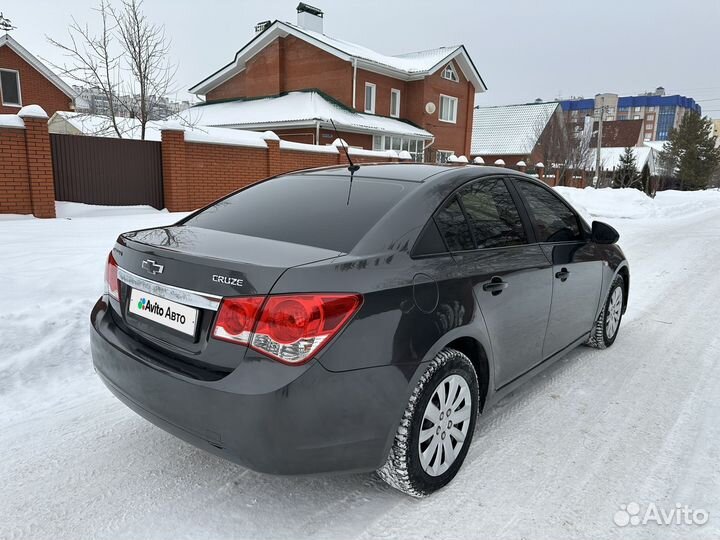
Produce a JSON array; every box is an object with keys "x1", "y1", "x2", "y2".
[
  {"x1": 471, "y1": 102, "x2": 560, "y2": 156},
  {"x1": 48, "y1": 111, "x2": 164, "y2": 140},
  {"x1": 189, "y1": 20, "x2": 486, "y2": 95},
  {"x1": 177, "y1": 90, "x2": 434, "y2": 138},
  {"x1": 0, "y1": 34, "x2": 75, "y2": 99}
]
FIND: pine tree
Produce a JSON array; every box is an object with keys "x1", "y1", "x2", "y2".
[
  {"x1": 613, "y1": 147, "x2": 638, "y2": 188},
  {"x1": 660, "y1": 112, "x2": 720, "y2": 190}
]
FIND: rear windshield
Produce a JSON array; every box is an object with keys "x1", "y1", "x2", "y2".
[{"x1": 183, "y1": 174, "x2": 414, "y2": 252}]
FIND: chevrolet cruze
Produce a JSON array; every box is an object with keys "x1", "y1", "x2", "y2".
[{"x1": 90, "y1": 163, "x2": 629, "y2": 497}]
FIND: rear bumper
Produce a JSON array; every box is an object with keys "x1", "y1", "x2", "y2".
[{"x1": 90, "y1": 297, "x2": 411, "y2": 475}]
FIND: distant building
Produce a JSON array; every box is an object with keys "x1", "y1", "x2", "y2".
[
  {"x1": 470, "y1": 101, "x2": 564, "y2": 166},
  {"x1": 711, "y1": 118, "x2": 720, "y2": 148},
  {"x1": 560, "y1": 87, "x2": 701, "y2": 142},
  {"x1": 73, "y1": 86, "x2": 191, "y2": 120},
  {"x1": 0, "y1": 34, "x2": 75, "y2": 115}
]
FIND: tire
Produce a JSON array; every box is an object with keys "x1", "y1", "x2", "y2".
[
  {"x1": 586, "y1": 275, "x2": 625, "y2": 349},
  {"x1": 377, "y1": 348, "x2": 479, "y2": 497}
]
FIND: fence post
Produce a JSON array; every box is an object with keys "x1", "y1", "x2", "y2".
[
  {"x1": 263, "y1": 132, "x2": 282, "y2": 177},
  {"x1": 161, "y1": 124, "x2": 187, "y2": 212},
  {"x1": 19, "y1": 106, "x2": 55, "y2": 218}
]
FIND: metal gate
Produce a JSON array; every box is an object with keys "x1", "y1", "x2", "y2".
[{"x1": 50, "y1": 133, "x2": 164, "y2": 209}]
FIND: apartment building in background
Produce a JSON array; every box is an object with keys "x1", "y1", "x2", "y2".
[
  {"x1": 185, "y1": 3, "x2": 486, "y2": 161},
  {"x1": 560, "y1": 87, "x2": 701, "y2": 142}
]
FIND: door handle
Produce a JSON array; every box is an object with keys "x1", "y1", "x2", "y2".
[
  {"x1": 555, "y1": 268, "x2": 571, "y2": 282},
  {"x1": 482, "y1": 277, "x2": 508, "y2": 296}
]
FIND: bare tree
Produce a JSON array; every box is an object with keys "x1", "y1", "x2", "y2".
[
  {"x1": 113, "y1": 0, "x2": 176, "y2": 140},
  {"x1": 530, "y1": 108, "x2": 593, "y2": 186},
  {"x1": 47, "y1": 0, "x2": 176, "y2": 139}
]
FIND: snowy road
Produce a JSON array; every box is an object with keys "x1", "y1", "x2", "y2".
[{"x1": 1, "y1": 193, "x2": 719, "y2": 539}]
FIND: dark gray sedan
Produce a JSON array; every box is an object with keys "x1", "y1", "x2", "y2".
[{"x1": 91, "y1": 163, "x2": 629, "y2": 497}]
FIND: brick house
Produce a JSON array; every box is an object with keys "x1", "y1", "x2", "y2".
[
  {"x1": 0, "y1": 34, "x2": 75, "y2": 116},
  {"x1": 186, "y1": 3, "x2": 486, "y2": 161}
]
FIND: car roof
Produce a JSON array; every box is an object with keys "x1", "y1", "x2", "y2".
[{"x1": 295, "y1": 162, "x2": 518, "y2": 183}]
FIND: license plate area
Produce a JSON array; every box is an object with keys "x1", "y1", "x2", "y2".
[{"x1": 128, "y1": 288, "x2": 198, "y2": 337}]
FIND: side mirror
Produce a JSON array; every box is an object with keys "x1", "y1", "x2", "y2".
[{"x1": 591, "y1": 221, "x2": 619, "y2": 244}]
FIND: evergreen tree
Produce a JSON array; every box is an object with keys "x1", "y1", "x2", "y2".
[
  {"x1": 660, "y1": 112, "x2": 720, "y2": 190},
  {"x1": 613, "y1": 147, "x2": 638, "y2": 188}
]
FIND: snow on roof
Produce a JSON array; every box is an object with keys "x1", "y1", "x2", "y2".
[
  {"x1": 49, "y1": 112, "x2": 163, "y2": 140},
  {"x1": 286, "y1": 22, "x2": 460, "y2": 74},
  {"x1": 189, "y1": 21, "x2": 486, "y2": 95},
  {"x1": 471, "y1": 102, "x2": 560, "y2": 156},
  {"x1": 177, "y1": 91, "x2": 433, "y2": 138},
  {"x1": 0, "y1": 35, "x2": 76, "y2": 99},
  {"x1": 642, "y1": 140, "x2": 668, "y2": 152},
  {"x1": 0, "y1": 114, "x2": 25, "y2": 129}
]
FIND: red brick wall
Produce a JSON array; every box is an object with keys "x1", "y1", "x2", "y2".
[
  {"x1": 207, "y1": 36, "x2": 353, "y2": 104},
  {"x1": 0, "y1": 111, "x2": 56, "y2": 217},
  {"x1": 0, "y1": 46, "x2": 72, "y2": 116},
  {"x1": 0, "y1": 126, "x2": 32, "y2": 214},
  {"x1": 160, "y1": 131, "x2": 401, "y2": 212}
]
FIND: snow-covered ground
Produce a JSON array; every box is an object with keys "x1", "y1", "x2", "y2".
[{"x1": 1, "y1": 189, "x2": 719, "y2": 540}]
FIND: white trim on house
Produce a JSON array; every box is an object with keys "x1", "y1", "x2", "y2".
[
  {"x1": 364, "y1": 82, "x2": 376, "y2": 114},
  {"x1": 390, "y1": 88, "x2": 400, "y2": 118},
  {"x1": 0, "y1": 68, "x2": 22, "y2": 107},
  {"x1": 439, "y1": 94, "x2": 458, "y2": 124},
  {"x1": 0, "y1": 35, "x2": 76, "y2": 99},
  {"x1": 188, "y1": 21, "x2": 487, "y2": 95}
]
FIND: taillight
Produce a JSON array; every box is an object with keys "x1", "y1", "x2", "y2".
[
  {"x1": 105, "y1": 251, "x2": 120, "y2": 301},
  {"x1": 212, "y1": 296, "x2": 264, "y2": 345},
  {"x1": 212, "y1": 293, "x2": 362, "y2": 365}
]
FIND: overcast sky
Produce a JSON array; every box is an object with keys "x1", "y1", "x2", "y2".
[{"x1": 6, "y1": 0, "x2": 720, "y2": 117}]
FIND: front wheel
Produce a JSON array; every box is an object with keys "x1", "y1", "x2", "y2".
[
  {"x1": 587, "y1": 275, "x2": 625, "y2": 349},
  {"x1": 377, "y1": 348, "x2": 479, "y2": 497}
]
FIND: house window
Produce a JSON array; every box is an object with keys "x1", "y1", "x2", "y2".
[
  {"x1": 0, "y1": 69, "x2": 22, "y2": 107},
  {"x1": 439, "y1": 95, "x2": 458, "y2": 123},
  {"x1": 441, "y1": 63, "x2": 459, "y2": 82},
  {"x1": 390, "y1": 89, "x2": 400, "y2": 118},
  {"x1": 633, "y1": 115, "x2": 640, "y2": 120},
  {"x1": 436, "y1": 150, "x2": 454, "y2": 163},
  {"x1": 372, "y1": 135, "x2": 425, "y2": 162},
  {"x1": 364, "y1": 82, "x2": 376, "y2": 114}
]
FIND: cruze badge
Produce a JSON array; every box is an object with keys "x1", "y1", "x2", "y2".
[
  {"x1": 141, "y1": 259, "x2": 164, "y2": 275},
  {"x1": 213, "y1": 274, "x2": 244, "y2": 287}
]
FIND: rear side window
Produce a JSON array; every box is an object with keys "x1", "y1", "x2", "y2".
[
  {"x1": 517, "y1": 181, "x2": 582, "y2": 242},
  {"x1": 458, "y1": 179, "x2": 527, "y2": 248},
  {"x1": 434, "y1": 198, "x2": 473, "y2": 251},
  {"x1": 184, "y1": 175, "x2": 413, "y2": 252}
]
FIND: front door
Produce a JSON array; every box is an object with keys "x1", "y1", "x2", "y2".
[{"x1": 513, "y1": 180, "x2": 603, "y2": 358}]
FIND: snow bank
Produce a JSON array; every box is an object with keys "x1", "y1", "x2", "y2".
[
  {"x1": 555, "y1": 187, "x2": 720, "y2": 221},
  {"x1": 55, "y1": 201, "x2": 168, "y2": 219}
]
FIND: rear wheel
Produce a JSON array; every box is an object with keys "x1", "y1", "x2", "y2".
[
  {"x1": 587, "y1": 275, "x2": 625, "y2": 349},
  {"x1": 377, "y1": 348, "x2": 479, "y2": 497}
]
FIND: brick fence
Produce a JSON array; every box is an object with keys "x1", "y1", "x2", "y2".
[
  {"x1": 0, "y1": 105, "x2": 56, "y2": 217},
  {"x1": 0, "y1": 106, "x2": 407, "y2": 217}
]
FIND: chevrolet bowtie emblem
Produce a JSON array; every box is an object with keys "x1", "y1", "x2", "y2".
[{"x1": 141, "y1": 259, "x2": 164, "y2": 275}]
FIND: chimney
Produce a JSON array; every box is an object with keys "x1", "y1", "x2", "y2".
[
  {"x1": 296, "y1": 2, "x2": 323, "y2": 33},
  {"x1": 254, "y1": 20, "x2": 271, "y2": 34}
]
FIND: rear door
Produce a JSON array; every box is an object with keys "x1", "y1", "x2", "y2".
[
  {"x1": 512, "y1": 179, "x2": 603, "y2": 358},
  {"x1": 436, "y1": 176, "x2": 553, "y2": 388}
]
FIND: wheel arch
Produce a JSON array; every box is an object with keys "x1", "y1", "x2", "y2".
[{"x1": 441, "y1": 336, "x2": 491, "y2": 413}]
